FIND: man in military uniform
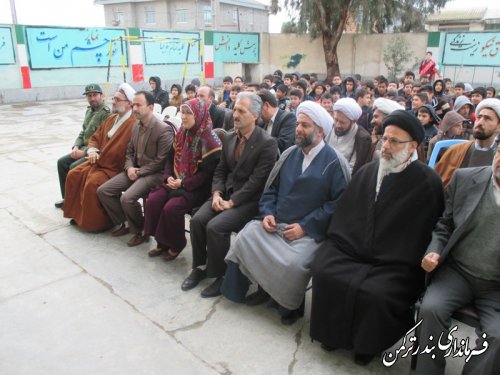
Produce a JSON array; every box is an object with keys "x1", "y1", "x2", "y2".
[{"x1": 55, "y1": 83, "x2": 111, "y2": 208}]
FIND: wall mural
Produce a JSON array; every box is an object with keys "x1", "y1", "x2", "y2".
[{"x1": 25, "y1": 26, "x2": 127, "y2": 69}]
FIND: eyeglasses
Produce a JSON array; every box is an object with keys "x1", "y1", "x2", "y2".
[
  {"x1": 381, "y1": 136, "x2": 413, "y2": 146},
  {"x1": 111, "y1": 97, "x2": 128, "y2": 102}
]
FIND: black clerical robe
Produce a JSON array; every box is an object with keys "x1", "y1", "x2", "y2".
[{"x1": 310, "y1": 160, "x2": 444, "y2": 355}]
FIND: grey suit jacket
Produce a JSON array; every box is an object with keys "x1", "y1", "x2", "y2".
[
  {"x1": 124, "y1": 115, "x2": 174, "y2": 176},
  {"x1": 212, "y1": 125, "x2": 278, "y2": 206},
  {"x1": 425, "y1": 166, "x2": 493, "y2": 263}
]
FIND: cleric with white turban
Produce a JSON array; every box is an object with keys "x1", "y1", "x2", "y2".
[
  {"x1": 118, "y1": 82, "x2": 136, "y2": 102},
  {"x1": 372, "y1": 98, "x2": 405, "y2": 116},
  {"x1": 476, "y1": 98, "x2": 500, "y2": 120},
  {"x1": 296, "y1": 100, "x2": 334, "y2": 137},
  {"x1": 333, "y1": 97, "x2": 362, "y2": 121}
]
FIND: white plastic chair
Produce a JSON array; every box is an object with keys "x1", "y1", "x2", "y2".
[
  {"x1": 153, "y1": 103, "x2": 162, "y2": 115},
  {"x1": 162, "y1": 106, "x2": 178, "y2": 119}
]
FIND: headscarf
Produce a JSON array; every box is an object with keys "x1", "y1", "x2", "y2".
[
  {"x1": 296, "y1": 100, "x2": 334, "y2": 136},
  {"x1": 333, "y1": 97, "x2": 362, "y2": 121},
  {"x1": 174, "y1": 98, "x2": 222, "y2": 179},
  {"x1": 439, "y1": 111, "x2": 465, "y2": 134}
]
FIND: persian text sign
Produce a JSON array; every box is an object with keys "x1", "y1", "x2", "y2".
[
  {"x1": 142, "y1": 30, "x2": 200, "y2": 64},
  {"x1": 213, "y1": 32, "x2": 259, "y2": 63},
  {"x1": 442, "y1": 32, "x2": 500, "y2": 67},
  {"x1": 25, "y1": 27, "x2": 127, "y2": 69},
  {"x1": 0, "y1": 26, "x2": 15, "y2": 64}
]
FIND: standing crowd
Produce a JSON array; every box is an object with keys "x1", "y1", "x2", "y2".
[{"x1": 54, "y1": 53, "x2": 500, "y2": 374}]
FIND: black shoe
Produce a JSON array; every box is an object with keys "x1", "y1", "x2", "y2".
[
  {"x1": 181, "y1": 269, "x2": 206, "y2": 291},
  {"x1": 69, "y1": 219, "x2": 77, "y2": 226},
  {"x1": 246, "y1": 287, "x2": 270, "y2": 306},
  {"x1": 280, "y1": 300, "x2": 305, "y2": 325},
  {"x1": 354, "y1": 353, "x2": 375, "y2": 366},
  {"x1": 55, "y1": 199, "x2": 64, "y2": 209},
  {"x1": 200, "y1": 277, "x2": 223, "y2": 298},
  {"x1": 320, "y1": 343, "x2": 337, "y2": 352}
]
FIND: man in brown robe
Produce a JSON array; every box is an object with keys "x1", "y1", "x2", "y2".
[{"x1": 63, "y1": 83, "x2": 137, "y2": 232}]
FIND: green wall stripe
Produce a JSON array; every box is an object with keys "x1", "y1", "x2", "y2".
[
  {"x1": 15, "y1": 24, "x2": 24, "y2": 44},
  {"x1": 427, "y1": 32, "x2": 440, "y2": 48}
]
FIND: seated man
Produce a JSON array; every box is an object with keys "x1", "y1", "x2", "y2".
[
  {"x1": 418, "y1": 146, "x2": 500, "y2": 375},
  {"x1": 55, "y1": 84, "x2": 110, "y2": 208},
  {"x1": 436, "y1": 98, "x2": 500, "y2": 187},
  {"x1": 63, "y1": 83, "x2": 136, "y2": 232},
  {"x1": 221, "y1": 101, "x2": 349, "y2": 325},
  {"x1": 310, "y1": 110, "x2": 445, "y2": 366},
  {"x1": 328, "y1": 97, "x2": 372, "y2": 174},
  {"x1": 181, "y1": 92, "x2": 278, "y2": 298},
  {"x1": 97, "y1": 91, "x2": 174, "y2": 246}
]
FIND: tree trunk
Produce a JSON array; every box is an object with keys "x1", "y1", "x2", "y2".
[{"x1": 323, "y1": 33, "x2": 340, "y2": 80}]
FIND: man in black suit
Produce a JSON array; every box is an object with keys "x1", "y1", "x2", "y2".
[
  {"x1": 182, "y1": 92, "x2": 278, "y2": 297},
  {"x1": 198, "y1": 86, "x2": 226, "y2": 129},
  {"x1": 258, "y1": 90, "x2": 296, "y2": 153}
]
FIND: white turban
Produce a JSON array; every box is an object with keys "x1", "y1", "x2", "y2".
[
  {"x1": 296, "y1": 100, "x2": 333, "y2": 136},
  {"x1": 118, "y1": 82, "x2": 136, "y2": 102},
  {"x1": 333, "y1": 97, "x2": 362, "y2": 121},
  {"x1": 373, "y1": 98, "x2": 405, "y2": 115},
  {"x1": 475, "y1": 98, "x2": 500, "y2": 120}
]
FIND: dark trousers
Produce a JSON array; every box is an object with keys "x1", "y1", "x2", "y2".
[
  {"x1": 189, "y1": 198, "x2": 258, "y2": 278},
  {"x1": 417, "y1": 263, "x2": 500, "y2": 375},
  {"x1": 57, "y1": 153, "x2": 86, "y2": 198}
]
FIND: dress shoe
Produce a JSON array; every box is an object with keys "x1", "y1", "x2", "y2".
[
  {"x1": 111, "y1": 224, "x2": 130, "y2": 237},
  {"x1": 246, "y1": 287, "x2": 270, "y2": 306},
  {"x1": 201, "y1": 277, "x2": 223, "y2": 298},
  {"x1": 54, "y1": 199, "x2": 64, "y2": 209},
  {"x1": 163, "y1": 249, "x2": 182, "y2": 262},
  {"x1": 148, "y1": 247, "x2": 165, "y2": 257},
  {"x1": 281, "y1": 300, "x2": 305, "y2": 325},
  {"x1": 320, "y1": 343, "x2": 337, "y2": 352},
  {"x1": 354, "y1": 353, "x2": 375, "y2": 366},
  {"x1": 181, "y1": 268, "x2": 206, "y2": 291},
  {"x1": 127, "y1": 233, "x2": 149, "y2": 247}
]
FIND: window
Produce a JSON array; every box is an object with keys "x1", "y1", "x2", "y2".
[
  {"x1": 144, "y1": 6, "x2": 155, "y2": 24},
  {"x1": 176, "y1": 8, "x2": 188, "y2": 23},
  {"x1": 248, "y1": 10, "x2": 254, "y2": 26},
  {"x1": 232, "y1": 9, "x2": 238, "y2": 24},
  {"x1": 112, "y1": 8, "x2": 124, "y2": 25},
  {"x1": 204, "y1": 5, "x2": 212, "y2": 25}
]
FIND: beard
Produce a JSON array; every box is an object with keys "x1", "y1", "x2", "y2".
[
  {"x1": 379, "y1": 143, "x2": 411, "y2": 174},
  {"x1": 473, "y1": 128, "x2": 492, "y2": 140},
  {"x1": 295, "y1": 129, "x2": 317, "y2": 149}
]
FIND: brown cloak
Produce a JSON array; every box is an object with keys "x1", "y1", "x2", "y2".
[{"x1": 63, "y1": 113, "x2": 136, "y2": 231}]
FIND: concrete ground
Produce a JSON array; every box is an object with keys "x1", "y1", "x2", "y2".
[{"x1": 0, "y1": 99, "x2": 474, "y2": 374}]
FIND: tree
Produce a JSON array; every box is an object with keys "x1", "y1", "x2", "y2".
[
  {"x1": 281, "y1": 21, "x2": 298, "y2": 33},
  {"x1": 271, "y1": 0, "x2": 448, "y2": 80},
  {"x1": 383, "y1": 34, "x2": 413, "y2": 82}
]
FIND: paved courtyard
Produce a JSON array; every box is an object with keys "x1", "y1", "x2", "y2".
[{"x1": 0, "y1": 99, "x2": 473, "y2": 374}]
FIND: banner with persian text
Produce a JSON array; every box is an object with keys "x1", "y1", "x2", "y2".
[
  {"x1": 0, "y1": 26, "x2": 15, "y2": 64},
  {"x1": 142, "y1": 30, "x2": 200, "y2": 65},
  {"x1": 213, "y1": 32, "x2": 259, "y2": 63},
  {"x1": 25, "y1": 27, "x2": 127, "y2": 69},
  {"x1": 442, "y1": 32, "x2": 500, "y2": 67}
]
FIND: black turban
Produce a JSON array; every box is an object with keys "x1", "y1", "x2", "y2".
[{"x1": 382, "y1": 110, "x2": 425, "y2": 145}]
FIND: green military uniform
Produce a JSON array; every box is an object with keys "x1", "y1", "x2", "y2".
[
  {"x1": 73, "y1": 103, "x2": 111, "y2": 153},
  {"x1": 56, "y1": 83, "x2": 111, "y2": 203}
]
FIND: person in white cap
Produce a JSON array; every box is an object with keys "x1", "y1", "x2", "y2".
[
  {"x1": 435, "y1": 97, "x2": 500, "y2": 187},
  {"x1": 329, "y1": 97, "x2": 372, "y2": 174},
  {"x1": 370, "y1": 98, "x2": 405, "y2": 160},
  {"x1": 221, "y1": 101, "x2": 349, "y2": 325}
]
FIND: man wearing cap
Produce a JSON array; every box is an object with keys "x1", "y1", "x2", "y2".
[
  {"x1": 310, "y1": 110, "x2": 444, "y2": 365},
  {"x1": 328, "y1": 97, "x2": 372, "y2": 174},
  {"x1": 416, "y1": 143, "x2": 500, "y2": 375},
  {"x1": 63, "y1": 83, "x2": 137, "y2": 231},
  {"x1": 55, "y1": 84, "x2": 111, "y2": 208},
  {"x1": 221, "y1": 101, "x2": 349, "y2": 325},
  {"x1": 435, "y1": 98, "x2": 500, "y2": 187},
  {"x1": 97, "y1": 90, "x2": 173, "y2": 247}
]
